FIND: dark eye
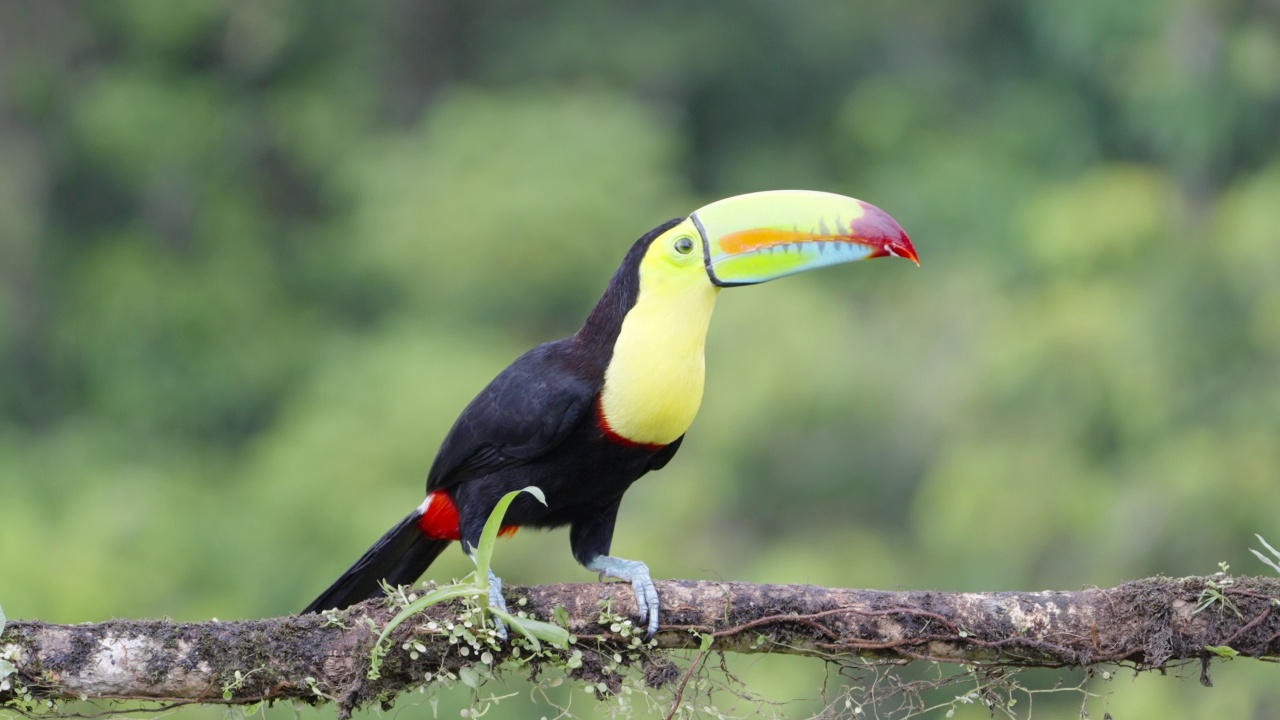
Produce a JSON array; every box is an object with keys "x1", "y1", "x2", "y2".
[{"x1": 674, "y1": 236, "x2": 695, "y2": 254}]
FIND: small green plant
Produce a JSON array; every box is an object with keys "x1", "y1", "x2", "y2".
[
  {"x1": 1193, "y1": 563, "x2": 1241, "y2": 619},
  {"x1": 472, "y1": 488, "x2": 569, "y2": 649},
  {"x1": 0, "y1": 651, "x2": 15, "y2": 695},
  {"x1": 596, "y1": 599, "x2": 657, "y2": 653},
  {"x1": 318, "y1": 608, "x2": 349, "y2": 629},
  {"x1": 300, "y1": 675, "x2": 339, "y2": 706},
  {"x1": 367, "y1": 487, "x2": 570, "y2": 680},
  {"x1": 221, "y1": 668, "x2": 263, "y2": 700}
]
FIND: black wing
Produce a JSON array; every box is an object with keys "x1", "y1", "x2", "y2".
[{"x1": 426, "y1": 338, "x2": 598, "y2": 491}]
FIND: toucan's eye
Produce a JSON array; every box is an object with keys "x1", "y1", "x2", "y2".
[{"x1": 674, "y1": 236, "x2": 695, "y2": 254}]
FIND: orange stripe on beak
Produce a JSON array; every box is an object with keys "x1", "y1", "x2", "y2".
[{"x1": 718, "y1": 228, "x2": 852, "y2": 254}]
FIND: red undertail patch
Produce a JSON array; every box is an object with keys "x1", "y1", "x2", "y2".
[
  {"x1": 418, "y1": 491, "x2": 461, "y2": 540},
  {"x1": 418, "y1": 490, "x2": 519, "y2": 541}
]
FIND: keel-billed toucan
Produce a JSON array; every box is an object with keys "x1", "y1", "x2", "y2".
[{"x1": 303, "y1": 190, "x2": 917, "y2": 636}]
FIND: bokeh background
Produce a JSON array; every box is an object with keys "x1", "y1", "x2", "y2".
[{"x1": 2, "y1": 2, "x2": 1279, "y2": 718}]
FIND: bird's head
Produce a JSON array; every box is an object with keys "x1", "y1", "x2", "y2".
[
  {"x1": 590, "y1": 190, "x2": 916, "y2": 446},
  {"x1": 637, "y1": 190, "x2": 917, "y2": 293}
]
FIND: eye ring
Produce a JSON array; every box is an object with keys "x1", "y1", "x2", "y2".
[{"x1": 673, "y1": 236, "x2": 695, "y2": 255}]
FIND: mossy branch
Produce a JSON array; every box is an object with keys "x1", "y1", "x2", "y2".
[{"x1": 3, "y1": 576, "x2": 1280, "y2": 718}]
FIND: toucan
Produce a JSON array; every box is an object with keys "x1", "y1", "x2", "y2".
[{"x1": 302, "y1": 190, "x2": 917, "y2": 636}]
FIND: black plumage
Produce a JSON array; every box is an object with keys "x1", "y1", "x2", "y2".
[{"x1": 304, "y1": 218, "x2": 684, "y2": 613}]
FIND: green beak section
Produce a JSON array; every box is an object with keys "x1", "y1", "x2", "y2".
[{"x1": 689, "y1": 190, "x2": 917, "y2": 287}]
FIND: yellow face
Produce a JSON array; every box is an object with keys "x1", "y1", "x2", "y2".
[
  {"x1": 598, "y1": 221, "x2": 721, "y2": 446},
  {"x1": 636, "y1": 218, "x2": 711, "y2": 291}
]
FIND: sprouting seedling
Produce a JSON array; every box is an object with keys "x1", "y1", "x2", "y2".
[
  {"x1": 367, "y1": 487, "x2": 568, "y2": 680},
  {"x1": 472, "y1": 487, "x2": 569, "y2": 651}
]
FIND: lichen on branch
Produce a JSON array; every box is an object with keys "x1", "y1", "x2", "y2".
[{"x1": 3, "y1": 576, "x2": 1279, "y2": 718}]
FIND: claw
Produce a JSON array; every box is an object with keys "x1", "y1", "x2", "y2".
[
  {"x1": 487, "y1": 568, "x2": 509, "y2": 641},
  {"x1": 586, "y1": 555, "x2": 660, "y2": 637}
]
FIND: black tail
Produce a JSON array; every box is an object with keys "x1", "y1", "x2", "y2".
[{"x1": 302, "y1": 509, "x2": 450, "y2": 613}]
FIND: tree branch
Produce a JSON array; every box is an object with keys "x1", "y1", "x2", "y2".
[{"x1": 3, "y1": 576, "x2": 1277, "y2": 717}]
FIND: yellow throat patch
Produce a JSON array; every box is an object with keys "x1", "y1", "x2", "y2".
[{"x1": 599, "y1": 220, "x2": 720, "y2": 446}]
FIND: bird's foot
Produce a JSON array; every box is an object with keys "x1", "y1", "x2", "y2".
[
  {"x1": 486, "y1": 568, "x2": 509, "y2": 641},
  {"x1": 586, "y1": 555, "x2": 660, "y2": 637}
]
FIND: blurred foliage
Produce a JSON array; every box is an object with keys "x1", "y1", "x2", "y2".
[{"x1": 1, "y1": 1, "x2": 1279, "y2": 718}]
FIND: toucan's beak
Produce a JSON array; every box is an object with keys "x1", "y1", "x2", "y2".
[{"x1": 690, "y1": 190, "x2": 917, "y2": 287}]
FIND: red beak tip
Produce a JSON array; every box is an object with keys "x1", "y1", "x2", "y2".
[
  {"x1": 852, "y1": 201, "x2": 916, "y2": 265},
  {"x1": 884, "y1": 236, "x2": 919, "y2": 266}
]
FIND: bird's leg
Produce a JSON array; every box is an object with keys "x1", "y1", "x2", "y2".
[
  {"x1": 467, "y1": 549, "x2": 509, "y2": 640},
  {"x1": 486, "y1": 567, "x2": 510, "y2": 640},
  {"x1": 486, "y1": 568, "x2": 506, "y2": 613},
  {"x1": 586, "y1": 555, "x2": 660, "y2": 637},
  {"x1": 570, "y1": 501, "x2": 660, "y2": 636}
]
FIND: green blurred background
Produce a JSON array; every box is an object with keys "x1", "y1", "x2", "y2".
[{"x1": 2, "y1": 2, "x2": 1279, "y2": 718}]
